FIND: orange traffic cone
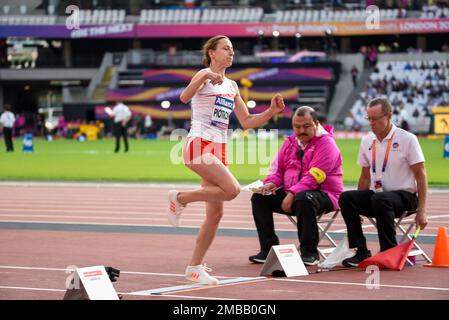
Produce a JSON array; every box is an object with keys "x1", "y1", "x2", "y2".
[{"x1": 424, "y1": 227, "x2": 449, "y2": 268}]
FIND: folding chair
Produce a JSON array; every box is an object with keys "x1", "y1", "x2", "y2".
[
  {"x1": 285, "y1": 209, "x2": 340, "y2": 260},
  {"x1": 366, "y1": 210, "x2": 432, "y2": 265}
]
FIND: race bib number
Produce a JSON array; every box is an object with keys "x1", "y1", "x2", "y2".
[{"x1": 211, "y1": 96, "x2": 233, "y2": 129}]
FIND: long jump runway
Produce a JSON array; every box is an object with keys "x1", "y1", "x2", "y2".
[{"x1": 0, "y1": 182, "x2": 448, "y2": 300}]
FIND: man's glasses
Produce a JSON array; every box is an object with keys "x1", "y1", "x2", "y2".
[{"x1": 364, "y1": 114, "x2": 388, "y2": 122}]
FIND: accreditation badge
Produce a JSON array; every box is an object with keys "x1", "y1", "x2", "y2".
[{"x1": 374, "y1": 180, "x2": 383, "y2": 193}]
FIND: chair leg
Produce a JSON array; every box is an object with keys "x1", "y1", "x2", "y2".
[
  {"x1": 367, "y1": 211, "x2": 432, "y2": 264},
  {"x1": 287, "y1": 215, "x2": 296, "y2": 225},
  {"x1": 285, "y1": 210, "x2": 340, "y2": 259},
  {"x1": 397, "y1": 224, "x2": 432, "y2": 263},
  {"x1": 318, "y1": 222, "x2": 338, "y2": 247},
  {"x1": 317, "y1": 210, "x2": 340, "y2": 259}
]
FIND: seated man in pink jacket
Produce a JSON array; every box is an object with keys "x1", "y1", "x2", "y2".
[{"x1": 249, "y1": 106, "x2": 344, "y2": 265}]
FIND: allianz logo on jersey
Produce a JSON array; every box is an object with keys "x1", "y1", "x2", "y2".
[{"x1": 214, "y1": 97, "x2": 234, "y2": 110}]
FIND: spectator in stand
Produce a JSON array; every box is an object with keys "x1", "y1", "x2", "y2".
[
  {"x1": 367, "y1": 46, "x2": 378, "y2": 67},
  {"x1": 441, "y1": 43, "x2": 449, "y2": 52},
  {"x1": 351, "y1": 65, "x2": 359, "y2": 87},
  {"x1": 360, "y1": 45, "x2": 369, "y2": 67},
  {"x1": 378, "y1": 43, "x2": 389, "y2": 54},
  {"x1": 399, "y1": 104, "x2": 410, "y2": 131}
]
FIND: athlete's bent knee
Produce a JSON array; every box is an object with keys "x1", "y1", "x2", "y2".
[{"x1": 223, "y1": 184, "x2": 240, "y2": 201}]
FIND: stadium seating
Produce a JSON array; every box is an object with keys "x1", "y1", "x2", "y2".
[
  {"x1": 421, "y1": 5, "x2": 449, "y2": 19},
  {"x1": 274, "y1": 8, "x2": 406, "y2": 23},
  {"x1": 140, "y1": 8, "x2": 201, "y2": 24},
  {"x1": 201, "y1": 7, "x2": 263, "y2": 23},
  {"x1": 138, "y1": 7, "x2": 263, "y2": 24},
  {"x1": 0, "y1": 14, "x2": 56, "y2": 25},
  {"x1": 0, "y1": 9, "x2": 126, "y2": 25},
  {"x1": 78, "y1": 9, "x2": 126, "y2": 25},
  {"x1": 2, "y1": 4, "x2": 445, "y2": 26},
  {"x1": 350, "y1": 59, "x2": 449, "y2": 133}
]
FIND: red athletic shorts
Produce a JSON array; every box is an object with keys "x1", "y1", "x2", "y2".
[{"x1": 183, "y1": 137, "x2": 228, "y2": 166}]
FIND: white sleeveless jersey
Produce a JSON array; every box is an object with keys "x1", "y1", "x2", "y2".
[{"x1": 188, "y1": 76, "x2": 237, "y2": 143}]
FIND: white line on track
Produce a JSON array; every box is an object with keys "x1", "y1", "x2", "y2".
[
  {"x1": 1, "y1": 182, "x2": 449, "y2": 194},
  {"x1": 0, "y1": 285, "x2": 230, "y2": 300},
  {"x1": 0, "y1": 182, "x2": 201, "y2": 188},
  {"x1": 0, "y1": 285, "x2": 235, "y2": 300},
  {"x1": 0, "y1": 286, "x2": 67, "y2": 293},
  {"x1": 0, "y1": 219, "x2": 441, "y2": 234},
  {"x1": 334, "y1": 215, "x2": 449, "y2": 233},
  {"x1": 0, "y1": 219, "x2": 261, "y2": 230},
  {"x1": 0, "y1": 213, "x2": 263, "y2": 225},
  {"x1": 122, "y1": 292, "x2": 237, "y2": 300},
  {"x1": 274, "y1": 278, "x2": 449, "y2": 291},
  {"x1": 0, "y1": 265, "x2": 247, "y2": 279}
]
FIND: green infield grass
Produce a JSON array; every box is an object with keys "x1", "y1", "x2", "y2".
[{"x1": 0, "y1": 137, "x2": 447, "y2": 186}]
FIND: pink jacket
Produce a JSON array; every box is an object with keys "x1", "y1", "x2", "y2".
[{"x1": 264, "y1": 125, "x2": 343, "y2": 210}]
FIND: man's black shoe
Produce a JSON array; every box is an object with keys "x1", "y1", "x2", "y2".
[
  {"x1": 301, "y1": 253, "x2": 320, "y2": 266},
  {"x1": 249, "y1": 251, "x2": 269, "y2": 264},
  {"x1": 342, "y1": 249, "x2": 372, "y2": 267}
]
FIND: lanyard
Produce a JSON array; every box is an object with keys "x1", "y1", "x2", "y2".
[{"x1": 372, "y1": 133, "x2": 395, "y2": 176}]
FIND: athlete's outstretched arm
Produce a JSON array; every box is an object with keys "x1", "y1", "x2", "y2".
[
  {"x1": 232, "y1": 81, "x2": 285, "y2": 130},
  {"x1": 180, "y1": 69, "x2": 223, "y2": 103}
]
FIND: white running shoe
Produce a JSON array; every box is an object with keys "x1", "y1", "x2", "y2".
[
  {"x1": 185, "y1": 264, "x2": 219, "y2": 285},
  {"x1": 168, "y1": 190, "x2": 184, "y2": 227}
]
